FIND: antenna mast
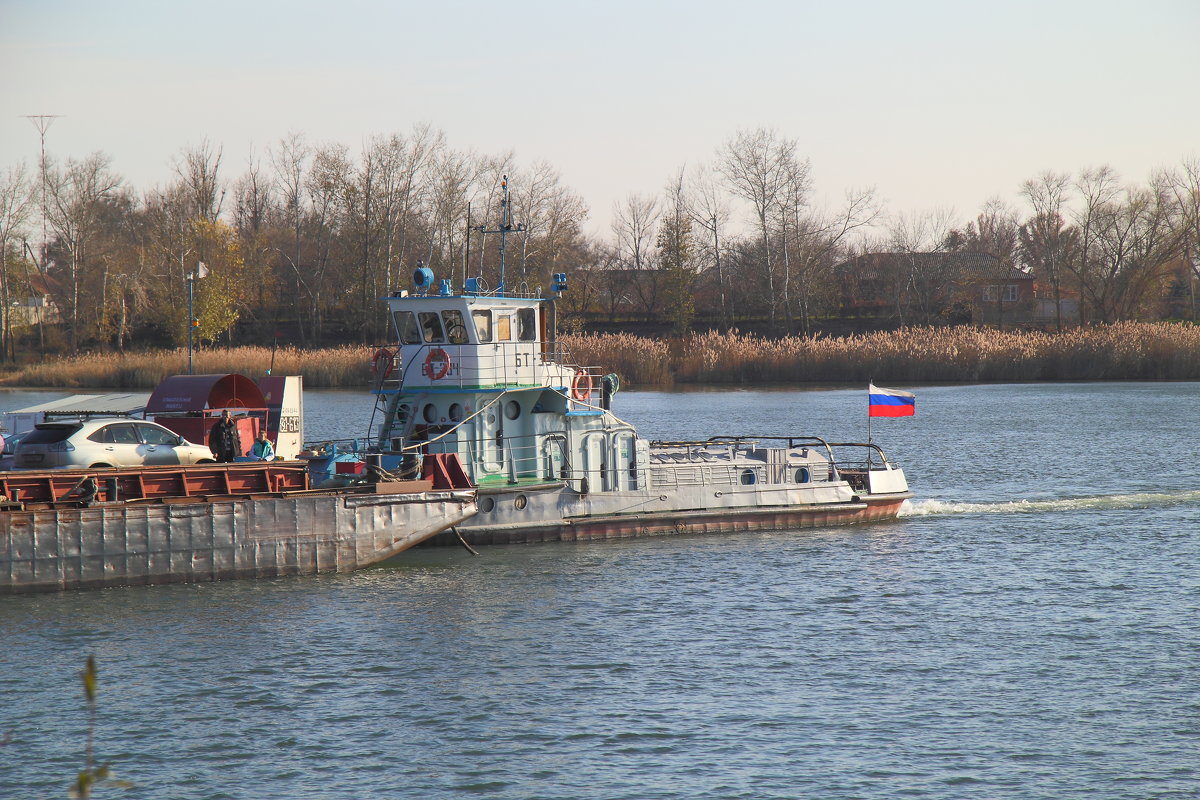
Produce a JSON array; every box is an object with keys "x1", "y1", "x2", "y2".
[
  {"x1": 475, "y1": 175, "x2": 524, "y2": 295},
  {"x1": 25, "y1": 115, "x2": 60, "y2": 271}
]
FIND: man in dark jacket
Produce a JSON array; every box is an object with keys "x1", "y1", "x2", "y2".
[{"x1": 208, "y1": 410, "x2": 239, "y2": 463}]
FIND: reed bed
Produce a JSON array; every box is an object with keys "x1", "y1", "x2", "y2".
[
  {"x1": 670, "y1": 322, "x2": 1200, "y2": 384},
  {"x1": 0, "y1": 345, "x2": 372, "y2": 389},
  {"x1": 5, "y1": 322, "x2": 1200, "y2": 389},
  {"x1": 574, "y1": 322, "x2": 1200, "y2": 385},
  {"x1": 559, "y1": 332, "x2": 672, "y2": 386}
]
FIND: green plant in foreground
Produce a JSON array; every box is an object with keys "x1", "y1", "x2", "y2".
[{"x1": 70, "y1": 656, "x2": 130, "y2": 799}]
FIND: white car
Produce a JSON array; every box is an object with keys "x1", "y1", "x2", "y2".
[{"x1": 14, "y1": 418, "x2": 216, "y2": 470}]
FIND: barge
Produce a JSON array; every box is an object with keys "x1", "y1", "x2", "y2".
[{"x1": 0, "y1": 462, "x2": 476, "y2": 594}]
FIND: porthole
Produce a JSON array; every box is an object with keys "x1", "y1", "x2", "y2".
[
  {"x1": 740, "y1": 469, "x2": 757, "y2": 485},
  {"x1": 505, "y1": 400, "x2": 521, "y2": 420},
  {"x1": 514, "y1": 494, "x2": 528, "y2": 510},
  {"x1": 796, "y1": 467, "x2": 811, "y2": 483},
  {"x1": 479, "y1": 496, "x2": 495, "y2": 513},
  {"x1": 449, "y1": 403, "x2": 464, "y2": 422},
  {"x1": 423, "y1": 403, "x2": 438, "y2": 423}
]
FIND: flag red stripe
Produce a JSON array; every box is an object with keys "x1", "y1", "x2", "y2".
[{"x1": 869, "y1": 405, "x2": 915, "y2": 417}]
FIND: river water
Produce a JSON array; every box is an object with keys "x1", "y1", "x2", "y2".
[{"x1": 2, "y1": 383, "x2": 1198, "y2": 799}]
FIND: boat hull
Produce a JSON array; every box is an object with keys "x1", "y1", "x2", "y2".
[
  {"x1": 429, "y1": 483, "x2": 909, "y2": 546},
  {"x1": 1, "y1": 489, "x2": 476, "y2": 594}
]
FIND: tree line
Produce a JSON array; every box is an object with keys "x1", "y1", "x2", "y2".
[{"x1": 1, "y1": 124, "x2": 1198, "y2": 359}]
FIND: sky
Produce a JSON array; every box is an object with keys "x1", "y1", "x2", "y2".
[{"x1": 2, "y1": 0, "x2": 1198, "y2": 239}]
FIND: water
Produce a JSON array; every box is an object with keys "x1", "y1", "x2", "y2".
[{"x1": 2, "y1": 383, "x2": 1199, "y2": 799}]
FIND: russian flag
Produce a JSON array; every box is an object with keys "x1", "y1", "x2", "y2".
[{"x1": 869, "y1": 383, "x2": 915, "y2": 417}]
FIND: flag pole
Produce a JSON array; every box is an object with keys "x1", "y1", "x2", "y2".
[
  {"x1": 867, "y1": 379, "x2": 872, "y2": 446},
  {"x1": 866, "y1": 380, "x2": 874, "y2": 468}
]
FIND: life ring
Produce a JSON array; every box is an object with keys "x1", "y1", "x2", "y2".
[
  {"x1": 571, "y1": 369, "x2": 593, "y2": 402},
  {"x1": 371, "y1": 348, "x2": 394, "y2": 381},
  {"x1": 425, "y1": 348, "x2": 451, "y2": 380}
]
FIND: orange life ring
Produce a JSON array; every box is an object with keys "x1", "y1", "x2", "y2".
[
  {"x1": 371, "y1": 348, "x2": 394, "y2": 381},
  {"x1": 571, "y1": 369, "x2": 593, "y2": 402},
  {"x1": 425, "y1": 348, "x2": 451, "y2": 380}
]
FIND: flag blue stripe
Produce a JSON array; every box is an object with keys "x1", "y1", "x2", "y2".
[{"x1": 869, "y1": 394, "x2": 915, "y2": 406}]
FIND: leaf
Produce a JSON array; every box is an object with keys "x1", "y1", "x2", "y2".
[{"x1": 81, "y1": 655, "x2": 97, "y2": 703}]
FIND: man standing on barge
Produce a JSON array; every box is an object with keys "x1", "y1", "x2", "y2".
[{"x1": 209, "y1": 409, "x2": 239, "y2": 463}]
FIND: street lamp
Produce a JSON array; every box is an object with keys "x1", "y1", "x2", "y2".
[{"x1": 186, "y1": 261, "x2": 208, "y2": 374}]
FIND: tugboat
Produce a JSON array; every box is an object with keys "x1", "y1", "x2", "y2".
[{"x1": 364, "y1": 178, "x2": 911, "y2": 546}]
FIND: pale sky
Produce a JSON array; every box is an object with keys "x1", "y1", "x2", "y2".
[{"x1": 2, "y1": 0, "x2": 1197, "y2": 238}]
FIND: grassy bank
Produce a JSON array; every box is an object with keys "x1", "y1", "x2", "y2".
[{"x1": 4, "y1": 322, "x2": 1199, "y2": 390}]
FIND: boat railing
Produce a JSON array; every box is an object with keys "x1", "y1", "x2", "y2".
[{"x1": 703, "y1": 436, "x2": 895, "y2": 469}]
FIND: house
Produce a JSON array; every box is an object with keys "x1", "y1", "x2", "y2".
[
  {"x1": 835, "y1": 252, "x2": 1055, "y2": 325},
  {"x1": 9, "y1": 271, "x2": 61, "y2": 327}
]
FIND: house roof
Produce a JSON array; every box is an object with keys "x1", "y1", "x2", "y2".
[{"x1": 27, "y1": 272, "x2": 63, "y2": 295}]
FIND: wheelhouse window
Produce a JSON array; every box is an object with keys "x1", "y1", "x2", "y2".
[
  {"x1": 442, "y1": 310, "x2": 469, "y2": 344},
  {"x1": 394, "y1": 311, "x2": 421, "y2": 344},
  {"x1": 419, "y1": 311, "x2": 445, "y2": 343},
  {"x1": 518, "y1": 308, "x2": 537, "y2": 341},
  {"x1": 496, "y1": 314, "x2": 513, "y2": 341},
  {"x1": 473, "y1": 310, "x2": 492, "y2": 342}
]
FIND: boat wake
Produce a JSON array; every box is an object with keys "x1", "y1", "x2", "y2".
[{"x1": 900, "y1": 489, "x2": 1200, "y2": 518}]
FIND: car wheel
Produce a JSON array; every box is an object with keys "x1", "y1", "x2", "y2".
[
  {"x1": 89, "y1": 463, "x2": 113, "y2": 468},
  {"x1": 196, "y1": 458, "x2": 215, "y2": 464}
]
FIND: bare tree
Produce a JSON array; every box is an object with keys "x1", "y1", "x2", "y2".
[
  {"x1": 1019, "y1": 171, "x2": 1076, "y2": 329},
  {"x1": 789, "y1": 187, "x2": 881, "y2": 333},
  {"x1": 303, "y1": 141, "x2": 352, "y2": 344},
  {"x1": 611, "y1": 193, "x2": 659, "y2": 271},
  {"x1": 0, "y1": 163, "x2": 34, "y2": 358},
  {"x1": 658, "y1": 168, "x2": 698, "y2": 334},
  {"x1": 172, "y1": 139, "x2": 224, "y2": 222},
  {"x1": 684, "y1": 162, "x2": 733, "y2": 329},
  {"x1": 511, "y1": 160, "x2": 588, "y2": 290},
  {"x1": 44, "y1": 152, "x2": 124, "y2": 348},
  {"x1": 889, "y1": 207, "x2": 957, "y2": 323},
  {"x1": 1164, "y1": 157, "x2": 1200, "y2": 317},
  {"x1": 718, "y1": 128, "x2": 802, "y2": 331},
  {"x1": 1071, "y1": 166, "x2": 1123, "y2": 323}
]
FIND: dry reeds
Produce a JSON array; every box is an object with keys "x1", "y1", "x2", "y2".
[
  {"x1": 6, "y1": 322, "x2": 1200, "y2": 389},
  {"x1": 573, "y1": 322, "x2": 1200, "y2": 385},
  {"x1": 0, "y1": 345, "x2": 372, "y2": 389},
  {"x1": 560, "y1": 332, "x2": 672, "y2": 386}
]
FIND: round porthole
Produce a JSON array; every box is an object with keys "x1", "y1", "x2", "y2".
[
  {"x1": 423, "y1": 403, "x2": 438, "y2": 423},
  {"x1": 449, "y1": 403, "x2": 464, "y2": 422},
  {"x1": 514, "y1": 494, "x2": 528, "y2": 510},
  {"x1": 505, "y1": 400, "x2": 521, "y2": 420},
  {"x1": 479, "y1": 496, "x2": 495, "y2": 513},
  {"x1": 740, "y1": 469, "x2": 757, "y2": 485},
  {"x1": 796, "y1": 467, "x2": 810, "y2": 483}
]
